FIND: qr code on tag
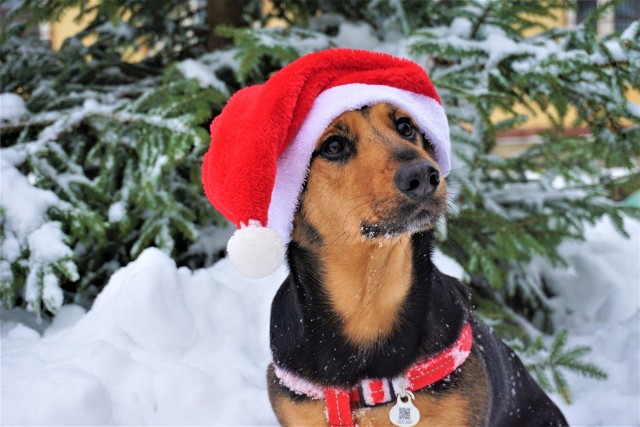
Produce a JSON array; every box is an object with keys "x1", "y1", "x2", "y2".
[{"x1": 399, "y1": 407, "x2": 411, "y2": 421}]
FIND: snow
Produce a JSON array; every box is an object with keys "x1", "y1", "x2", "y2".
[
  {"x1": 603, "y1": 39, "x2": 625, "y2": 61},
  {"x1": 432, "y1": 248, "x2": 465, "y2": 280},
  {"x1": 0, "y1": 92, "x2": 28, "y2": 121},
  {"x1": 197, "y1": 49, "x2": 241, "y2": 74},
  {"x1": 333, "y1": 21, "x2": 410, "y2": 58},
  {"x1": 41, "y1": 273, "x2": 63, "y2": 315},
  {"x1": 547, "y1": 215, "x2": 639, "y2": 326},
  {"x1": 44, "y1": 304, "x2": 86, "y2": 336},
  {"x1": 1, "y1": 218, "x2": 638, "y2": 425},
  {"x1": 107, "y1": 201, "x2": 126, "y2": 223},
  {"x1": 449, "y1": 17, "x2": 472, "y2": 38},
  {"x1": 1, "y1": 249, "x2": 284, "y2": 425},
  {"x1": 0, "y1": 156, "x2": 60, "y2": 240},
  {"x1": 542, "y1": 216, "x2": 640, "y2": 425},
  {"x1": 95, "y1": 21, "x2": 133, "y2": 40},
  {"x1": 176, "y1": 59, "x2": 229, "y2": 95},
  {"x1": 334, "y1": 21, "x2": 381, "y2": 51},
  {"x1": 23, "y1": 222, "x2": 76, "y2": 312},
  {"x1": 254, "y1": 28, "x2": 331, "y2": 56},
  {"x1": 629, "y1": 101, "x2": 640, "y2": 118},
  {"x1": 26, "y1": 222, "x2": 74, "y2": 265},
  {"x1": 185, "y1": 224, "x2": 234, "y2": 264},
  {"x1": 620, "y1": 20, "x2": 639, "y2": 40}
]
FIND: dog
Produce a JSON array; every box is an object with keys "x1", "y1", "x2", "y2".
[{"x1": 266, "y1": 103, "x2": 567, "y2": 426}]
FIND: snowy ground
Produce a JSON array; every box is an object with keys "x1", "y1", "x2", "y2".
[
  {"x1": 1, "y1": 218, "x2": 638, "y2": 426},
  {"x1": 543, "y1": 217, "x2": 640, "y2": 426}
]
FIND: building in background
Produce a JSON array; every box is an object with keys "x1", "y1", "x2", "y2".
[{"x1": 5, "y1": 0, "x2": 639, "y2": 157}]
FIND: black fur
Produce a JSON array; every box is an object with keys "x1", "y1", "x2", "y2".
[
  {"x1": 271, "y1": 231, "x2": 469, "y2": 386},
  {"x1": 295, "y1": 213, "x2": 324, "y2": 247},
  {"x1": 472, "y1": 320, "x2": 567, "y2": 426},
  {"x1": 270, "y1": 230, "x2": 568, "y2": 426}
]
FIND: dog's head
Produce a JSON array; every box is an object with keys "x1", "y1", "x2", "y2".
[{"x1": 292, "y1": 102, "x2": 447, "y2": 247}]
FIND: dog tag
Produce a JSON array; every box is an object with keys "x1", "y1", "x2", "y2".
[{"x1": 389, "y1": 392, "x2": 420, "y2": 427}]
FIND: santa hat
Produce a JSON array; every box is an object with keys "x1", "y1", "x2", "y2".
[{"x1": 202, "y1": 48, "x2": 450, "y2": 278}]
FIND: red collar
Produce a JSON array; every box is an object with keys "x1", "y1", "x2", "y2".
[{"x1": 273, "y1": 322, "x2": 473, "y2": 427}]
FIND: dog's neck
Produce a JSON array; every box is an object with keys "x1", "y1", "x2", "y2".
[
  {"x1": 270, "y1": 231, "x2": 470, "y2": 387},
  {"x1": 319, "y1": 234, "x2": 414, "y2": 346}
]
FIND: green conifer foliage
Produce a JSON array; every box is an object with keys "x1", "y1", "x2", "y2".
[
  {"x1": 215, "y1": 0, "x2": 639, "y2": 400},
  {"x1": 1, "y1": 0, "x2": 638, "y2": 401},
  {"x1": 1, "y1": 1, "x2": 227, "y2": 314},
  {"x1": 406, "y1": 0, "x2": 639, "y2": 337}
]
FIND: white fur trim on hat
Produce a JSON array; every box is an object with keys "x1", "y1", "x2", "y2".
[{"x1": 267, "y1": 83, "x2": 450, "y2": 245}]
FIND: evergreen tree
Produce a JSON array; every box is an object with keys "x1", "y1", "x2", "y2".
[
  {"x1": 220, "y1": 0, "x2": 638, "y2": 400},
  {"x1": 1, "y1": 0, "x2": 637, "y2": 401},
  {"x1": 1, "y1": 0, "x2": 229, "y2": 315}
]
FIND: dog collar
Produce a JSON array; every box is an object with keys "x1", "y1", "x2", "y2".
[{"x1": 273, "y1": 322, "x2": 473, "y2": 427}]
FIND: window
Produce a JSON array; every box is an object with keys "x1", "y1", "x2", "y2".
[
  {"x1": 572, "y1": 0, "x2": 640, "y2": 34},
  {"x1": 615, "y1": 1, "x2": 640, "y2": 32},
  {"x1": 577, "y1": 0, "x2": 597, "y2": 24}
]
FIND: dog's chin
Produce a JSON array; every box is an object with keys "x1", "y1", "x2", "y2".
[{"x1": 360, "y1": 202, "x2": 444, "y2": 239}]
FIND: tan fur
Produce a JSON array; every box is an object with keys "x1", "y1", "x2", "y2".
[
  {"x1": 323, "y1": 236, "x2": 413, "y2": 346},
  {"x1": 268, "y1": 104, "x2": 483, "y2": 426},
  {"x1": 274, "y1": 392, "x2": 470, "y2": 427},
  {"x1": 295, "y1": 104, "x2": 446, "y2": 347}
]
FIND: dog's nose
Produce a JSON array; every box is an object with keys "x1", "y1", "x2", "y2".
[{"x1": 394, "y1": 161, "x2": 440, "y2": 200}]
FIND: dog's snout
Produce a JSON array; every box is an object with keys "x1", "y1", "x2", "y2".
[{"x1": 394, "y1": 161, "x2": 440, "y2": 200}]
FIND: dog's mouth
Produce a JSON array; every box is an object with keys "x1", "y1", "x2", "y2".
[{"x1": 359, "y1": 198, "x2": 445, "y2": 239}]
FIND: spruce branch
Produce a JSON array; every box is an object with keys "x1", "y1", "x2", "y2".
[
  {"x1": 469, "y1": 1, "x2": 492, "y2": 40},
  {"x1": 525, "y1": 330, "x2": 607, "y2": 403}
]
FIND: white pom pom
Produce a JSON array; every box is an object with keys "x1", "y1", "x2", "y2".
[{"x1": 227, "y1": 221, "x2": 285, "y2": 278}]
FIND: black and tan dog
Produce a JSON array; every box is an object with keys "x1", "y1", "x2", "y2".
[{"x1": 266, "y1": 103, "x2": 567, "y2": 426}]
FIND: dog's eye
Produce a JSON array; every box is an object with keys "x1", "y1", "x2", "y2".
[
  {"x1": 320, "y1": 137, "x2": 350, "y2": 160},
  {"x1": 396, "y1": 118, "x2": 416, "y2": 138}
]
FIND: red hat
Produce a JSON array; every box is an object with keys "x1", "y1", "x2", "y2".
[{"x1": 202, "y1": 48, "x2": 450, "y2": 278}]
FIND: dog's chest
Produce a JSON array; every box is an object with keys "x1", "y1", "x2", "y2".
[{"x1": 274, "y1": 390, "x2": 471, "y2": 426}]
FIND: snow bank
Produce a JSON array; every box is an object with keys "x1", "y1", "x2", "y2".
[
  {"x1": 2, "y1": 249, "x2": 285, "y2": 425},
  {"x1": 542, "y1": 217, "x2": 640, "y2": 425},
  {"x1": 2, "y1": 218, "x2": 638, "y2": 425}
]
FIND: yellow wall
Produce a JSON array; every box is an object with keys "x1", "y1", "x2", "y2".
[
  {"x1": 48, "y1": 4, "x2": 637, "y2": 145},
  {"x1": 50, "y1": 4, "x2": 95, "y2": 50},
  {"x1": 49, "y1": 3, "x2": 146, "y2": 62},
  {"x1": 492, "y1": 8, "x2": 638, "y2": 148},
  {"x1": 498, "y1": 10, "x2": 568, "y2": 135}
]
